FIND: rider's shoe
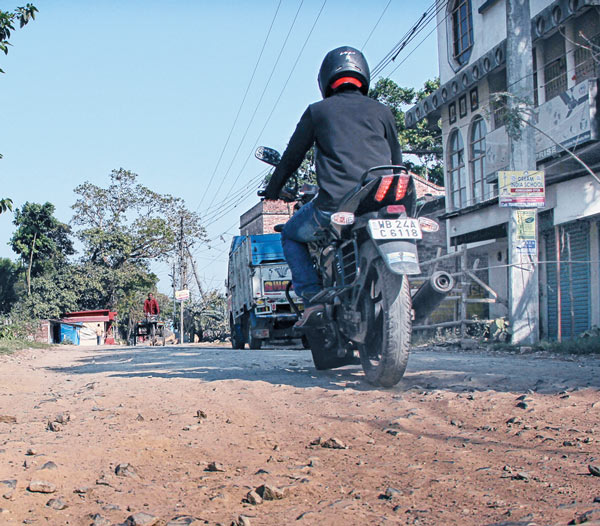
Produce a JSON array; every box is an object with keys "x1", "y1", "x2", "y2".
[{"x1": 294, "y1": 304, "x2": 325, "y2": 329}]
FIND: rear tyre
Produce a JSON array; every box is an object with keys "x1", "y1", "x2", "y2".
[
  {"x1": 358, "y1": 259, "x2": 411, "y2": 387},
  {"x1": 245, "y1": 317, "x2": 263, "y2": 350},
  {"x1": 230, "y1": 316, "x2": 245, "y2": 350},
  {"x1": 306, "y1": 327, "x2": 356, "y2": 370}
]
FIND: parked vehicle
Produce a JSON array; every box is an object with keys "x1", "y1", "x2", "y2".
[
  {"x1": 255, "y1": 146, "x2": 454, "y2": 387},
  {"x1": 227, "y1": 233, "x2": 303, "y2": 349}
]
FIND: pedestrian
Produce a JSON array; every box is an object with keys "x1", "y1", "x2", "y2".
[{"x1": 95, "y1": 323, "x2": 103, "y2": 346}]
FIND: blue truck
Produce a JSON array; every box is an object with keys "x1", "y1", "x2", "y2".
[{"x1": 227, "y1": 233, "x2": 302, "y2": 349}]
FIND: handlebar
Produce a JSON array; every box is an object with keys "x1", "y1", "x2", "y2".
[{"x1": 257, "y1": 186, "x2": 297, "y2": 202}]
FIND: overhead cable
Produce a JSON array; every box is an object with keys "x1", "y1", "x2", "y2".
[{"x1": 196, "y1": 0, "x2": 282, "y2": 212}]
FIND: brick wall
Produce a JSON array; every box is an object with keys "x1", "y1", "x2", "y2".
[{"x1": 239, "y1": 200, "x2": 295, "y2": 235}]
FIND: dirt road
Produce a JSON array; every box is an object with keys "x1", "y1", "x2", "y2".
[{"x1": 1, "y1": 343, "x2": 599, "y2": 526}]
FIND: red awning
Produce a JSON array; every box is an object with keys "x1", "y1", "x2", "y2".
[{"x1": 62, "y1": 310, "x2": 117, "y2": 323}]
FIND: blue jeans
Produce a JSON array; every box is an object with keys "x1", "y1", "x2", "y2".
[{"x1": 281, "y1": 201, "x2": 331, "y2": 304}]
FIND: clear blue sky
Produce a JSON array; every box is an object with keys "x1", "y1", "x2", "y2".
[{"x1": 1, "y1": 0, "x2": 439, "y2": 295}]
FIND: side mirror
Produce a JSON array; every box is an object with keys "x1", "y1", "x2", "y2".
[{"x1": 255, "y1": 146, "x2": 281, "y2": 166}]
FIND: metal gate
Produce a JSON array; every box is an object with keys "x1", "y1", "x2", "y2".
[{"x1": 544, "y1": 221, "x2": 591, "y2": 339}]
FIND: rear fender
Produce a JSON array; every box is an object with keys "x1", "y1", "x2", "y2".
[
  {"x1": 362, "y1": 238, "x2": 421, "y2": 276},
  {"x1": 351, "y1": 239, "x2": 418, "y2": 311}
]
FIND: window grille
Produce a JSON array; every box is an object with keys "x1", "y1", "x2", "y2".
[
  {"x1": 574, "y1": 33, "x2": 600, "y2": 83},
  {"x1": 544, "y1": 55, "x2": 567, "y2": 101}
]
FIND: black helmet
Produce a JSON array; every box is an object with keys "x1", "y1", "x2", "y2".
[{"x1": 318, "y1": 46, "x2": 370, "y2": 98}]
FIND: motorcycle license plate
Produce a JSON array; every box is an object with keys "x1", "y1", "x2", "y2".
[{"x1": 368, "y1": 218, "x2": 422, "y2": 240}]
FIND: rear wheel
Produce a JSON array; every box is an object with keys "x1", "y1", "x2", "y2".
[
  {"x1": 305, "y1": 326, "x2": 356, "y2": 370},
  {"x1": 358, "y1": 259, "x2": 411, "y2": 387},
  {"x1": 245, "y1": 315, "x2": 263, "y2": 350},
  {"x1": 230, "y1": 316, "x2": 245, "y2": 349}
]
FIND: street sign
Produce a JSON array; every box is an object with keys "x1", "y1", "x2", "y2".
[
  {"x1": 498, "y1": 170, "x2": 545, "y2": 208},
  {"x1": 175, "y1": 289, "x2": 190, "y2": 301}
]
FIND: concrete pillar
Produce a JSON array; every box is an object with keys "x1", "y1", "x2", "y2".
[
  {"x1": 564, "y1": 20, "x2": 577, "y2": 89},
  {"x1": 590, "y1": 221, "x2": 600, "y2": 328},
  {"x1": 506, "y1": 0, "x2": 540, "y2": 345}
]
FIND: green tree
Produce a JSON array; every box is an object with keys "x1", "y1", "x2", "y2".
[
  {"x1": 1, "y1": 4, "x2": 37, "y2": 206},
  {"x1": 10, "y1": 202, "x2": 74, "y2": 295},
  {"x1": 72, "y1": 168, "x2": 206, "y2": 267},
  {"x1": 0, "y1": 258, "x2": 19, "y2": 313},
  {"x1": 0, "y1": 198, "x2": 13, "y2": 214},
  {"x1": 369, "y1": 77, "x2": 443, "y2": 186},
  {"x1": 0, "y1": 3, "x2": 37, "y2": 73}
]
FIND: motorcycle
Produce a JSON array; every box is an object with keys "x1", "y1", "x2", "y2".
[{"x1": 255, "y1": 146, "x2": 454, "y2": 387}]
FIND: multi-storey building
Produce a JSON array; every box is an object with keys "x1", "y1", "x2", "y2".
[{"x1": 406, "y1": 0, "x2": 600, "y2": 339}]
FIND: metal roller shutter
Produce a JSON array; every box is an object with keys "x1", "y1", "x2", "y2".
[{"x1": 544, "y1": 221, "x2": 590, "y2": 339}]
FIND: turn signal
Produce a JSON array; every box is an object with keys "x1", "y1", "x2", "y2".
[
  {"x1": 395, "y1": 174, "x2": 410, "y2": 201},
  {"x1": 331, "y1": 212, "x2": 355, "y2": 225},
  {"x1": 375, "y1": 176, "x2": 394, "y2": 201}
]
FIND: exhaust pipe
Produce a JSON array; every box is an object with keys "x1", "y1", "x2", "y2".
[{"x1": 411, "y1": 271, "x2": 455, "y2": 325}]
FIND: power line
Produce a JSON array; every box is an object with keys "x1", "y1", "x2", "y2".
[
  {"x1": 361, "y1": 0, "x2": 393, "y2": 51},
  {"x1": 387, "y1": 3, "x2": 448, "y2": 77},
  {"x1": 199, "y1": 168, "x2": 268, "y2": 223},
  {"x1": 196, "y1": 0, "x2": 282, "y2": 212},
  {"x1": 224, "y1": 0, "x2": 328, "y2": 194},
  {"x1": 371, "y1": 1, "x2": 445, "y2": 79},
  {"x1": 205, "y1": 0, "x2": 307, "y2": 210}
]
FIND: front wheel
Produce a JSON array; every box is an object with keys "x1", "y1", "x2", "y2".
[{"x1": 358, "y1": 259, "x2": 411, "y2": 387}]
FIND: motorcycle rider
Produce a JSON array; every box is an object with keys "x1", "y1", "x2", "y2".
[{"x1": 263, "y1": 46, "x2": 403, "y2": 326}]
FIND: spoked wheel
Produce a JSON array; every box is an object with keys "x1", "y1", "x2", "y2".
[{"x1": 358, "y1": 259, "x2": 411, "y2": 387}]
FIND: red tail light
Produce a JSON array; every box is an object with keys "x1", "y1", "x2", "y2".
[
  {"x1": 375, "y1": 176, "x2": 394, "y2": 202},
  {"x1": 395, "y1": 174, "x2": 410, "y2": 201}
]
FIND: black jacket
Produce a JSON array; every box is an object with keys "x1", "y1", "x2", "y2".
[{"x1": 264, "y1": 87, "x2": 402, "y2": 212}]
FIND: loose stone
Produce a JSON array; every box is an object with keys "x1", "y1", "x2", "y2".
[
  {"x1": 46, "y1": 497, "x2": 68, "y2": 510},
  {"x1": 28, "y1": 480, "x2": 57, "y2": 493},
  {"x1": 125, "y1": 511, "x2": 159, "y2": 526}
]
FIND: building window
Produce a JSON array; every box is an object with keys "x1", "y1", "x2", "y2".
[
  {"x1": 470, "y1": 117, "x2": 494, "y2": 203},
  {"x1": 543, "y1": 31, "x2": 567, "y2": 101},
  {"x1": 451, "y1": 0, "x2": 474, "y2": 66},
  {"x1": 574, "y1": 32, "x2": 600, "y2": 83},
  {"x1": 448, "y1": 129, "x2": 466, "y2": 210}
]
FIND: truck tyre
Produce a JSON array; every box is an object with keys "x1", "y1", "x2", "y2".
[
  {"x1": 243, "y1": 313, "x2": 262, "y2": 350},
  {"x1": 230, "y1": 316, "x2": 245, "y2": 350},
  {"x1": 245, "y1": 316, "x2": 263, "y2": 350},
  {"x1": 358, "y1": 259, "x2": 411, "y2": 387}
]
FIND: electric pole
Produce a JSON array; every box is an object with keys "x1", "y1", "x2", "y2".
[
  {"x1": 506, "y1": 0, "x2": 540, "y2": 344},
  {"x1": 179, "y1": 216, "x2": 188, "y2": 343}
]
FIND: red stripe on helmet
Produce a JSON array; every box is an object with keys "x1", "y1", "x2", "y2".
[{"x1": 330, "y1": 76, "x2": 362, "y2": 90}]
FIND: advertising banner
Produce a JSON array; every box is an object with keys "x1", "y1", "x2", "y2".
[{"x1": 499, "y1": 170, "x2": 545, "y2": 208}]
